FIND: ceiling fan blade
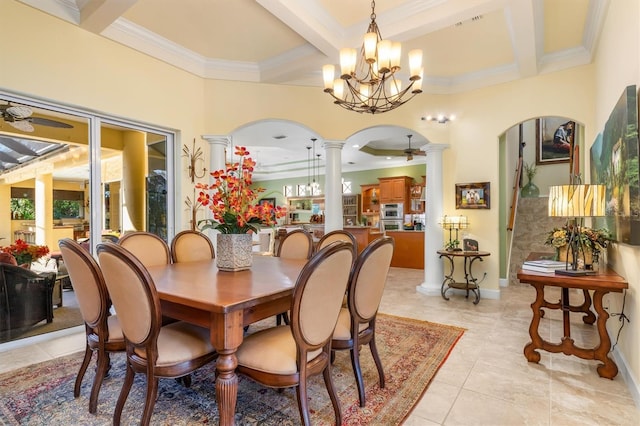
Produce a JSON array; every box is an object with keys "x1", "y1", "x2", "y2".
[{"x1": 30, "y1": 117, "x2": 73, "y2": 129}]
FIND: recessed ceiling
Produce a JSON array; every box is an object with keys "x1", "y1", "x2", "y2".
[{"x1": 14, "y1": 0, "x2": 605, "y2": 180}]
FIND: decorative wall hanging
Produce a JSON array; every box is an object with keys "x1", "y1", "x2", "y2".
[{"x1": 455, "y1": 182, "x2": 490, "y2": 209}]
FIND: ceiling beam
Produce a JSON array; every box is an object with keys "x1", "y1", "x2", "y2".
[{"x1": 79, "y1": 0, "x2": 139, "y2": 33}]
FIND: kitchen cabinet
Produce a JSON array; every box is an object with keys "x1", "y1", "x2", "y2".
[
  {"x1": 378, "y1": 176, "x2": 413, "y2": 211},
  {"x1": 410, "y1": 181, "x2": 425, "y2": 213},
  {"x1": 342, "y1": 194, "x2": 361, "y2": 226},
  {"x1": 360, "y1": 184, "x2": 380, "y2": 225}
]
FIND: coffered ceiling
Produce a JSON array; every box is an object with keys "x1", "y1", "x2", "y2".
[{"x1": 13, "y1": 0, "x2": 606, "y2": 179}]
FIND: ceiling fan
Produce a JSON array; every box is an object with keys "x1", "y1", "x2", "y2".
[
  {"x1": 1, "y1": 103, "x2": 73, "y2": 133},
  {"x1": 403, "y1": 134, "x2": 425, "y2": 161}
]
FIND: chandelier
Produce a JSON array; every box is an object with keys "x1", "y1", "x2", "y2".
[{"x1": 322, "y1": 0, "x2": 423, "y2": 114}]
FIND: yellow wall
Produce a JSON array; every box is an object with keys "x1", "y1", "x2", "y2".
[
  {"x1": 2, "y1": 0, "x2": 640, "y2": 395},
  {"x1": 593, "y1": 0, "x2": 640, "y2": 399}
]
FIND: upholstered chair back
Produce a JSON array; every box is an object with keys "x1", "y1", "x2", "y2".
[
  {"x1": 118, "y1": 231, "x2": 171, "y2": 267},
  {"x1": 292, "y1": 241, "x2": 353, "y2": 348},
  {"x1": 171, "y1": 230, "x2": 215, "y2": 263},
  {"x1": 97, "y1": 243, "x2": 160, "y2": 349},
  {"x1": 276, "y1": 229, "x2": 313, "y2": 260},
  {"x1": 316, "y1": 230, "x2": 358, "y2": 257}
]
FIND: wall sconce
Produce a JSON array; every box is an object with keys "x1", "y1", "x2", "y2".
[
  {"x1": 422, "y1": 114, "x2": 455, "y2": 124},
  {"x1": 438, "y1": 215, "x2": 469, "y2": 250},
  {"x1": 182, "y1": 138, "x2": 206, "y2": 183}
]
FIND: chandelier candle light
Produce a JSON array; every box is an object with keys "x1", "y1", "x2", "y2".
[
  {"x1": 548, "y1": 184, "x2": 606, "y2": 275},
  {"x1": 322, "y1": 0, "x2": 423, "y2": 114}
]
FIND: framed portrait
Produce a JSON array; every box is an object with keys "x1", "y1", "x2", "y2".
[
  {"x1": 455, "y1": 182, "x2": 490, "y2": 209},
  {"x1": 536, "y1": 117, "x2": 574, "y2": 165}
]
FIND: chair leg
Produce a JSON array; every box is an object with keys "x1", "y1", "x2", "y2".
[
  {"x1": 350, "y1": 345, "x2": 366, "y2": 407},
  {"x1": 369, "y1": 337, "x2": 385, "y2": 389},
  {"x1": 323, "y1": 365, "x2": 343, "y2": 426},
  {"x1": 141, "y1": 376, "x2": 159, "y2": 426},
  {"x1": 114, "y1": 361, "x2": 135, "y2": 426},
  {"x1": 74, "y1": 344, "x2": 92, "y2": 398},
  {"x1": 88, "y1": 348, "x2": 109, "y2": 413},
  {"x1": 282, "y1": 312, "x2": 290, "y2": 325},
  {"x1": 295, "y1": 380, "x2": 312, "y2": 426}
]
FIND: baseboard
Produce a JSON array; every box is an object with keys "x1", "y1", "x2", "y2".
[
  {"x1": 612, "y1": 346, "x2": 640, "y2": 409},
  {"x1": 499, "y1": 278, "x2": 509, "y2": 287}
]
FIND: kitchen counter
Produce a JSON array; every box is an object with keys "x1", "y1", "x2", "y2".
[{"x1": 384, "y1": 230, "x2": 425, "y2": 269}]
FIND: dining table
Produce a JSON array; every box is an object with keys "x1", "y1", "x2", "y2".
[{"x1": 146, "y1": 255, "x2": 307, "y2": 426}]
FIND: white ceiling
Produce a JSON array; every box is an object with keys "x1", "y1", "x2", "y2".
[{"x1": 13, "y1": 0, "x2": 606, "y2": 180}]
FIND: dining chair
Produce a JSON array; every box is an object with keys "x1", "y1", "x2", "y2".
[
  {"x1": 274, "y1": 229, "x2": 313, "y2": 325},
  {"x1": 331, "y1": 236, "x2": 394, "y2": 407},
  {"x1": 96, "y1": 242, "x2": 217, "y2": 426},
  {"x1": 58, "y1": 238, "x2": 126, "y2": 414},
  {"x1": 170, "y1": 230, "x2": 215, "y2": 263},
  {"x1": 236, "y1": 241, "x2": 354, "y2": 426},
  {"x1": 316, "y1": 229, "x2": 358, "y2": 257},
  {"x1": 118, "y1": 231, "x2": 171, "y2": 267}
]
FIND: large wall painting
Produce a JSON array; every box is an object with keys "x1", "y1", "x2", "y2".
[{"x1": 590, "y1": 85, "x2": 640, "y2": 244}]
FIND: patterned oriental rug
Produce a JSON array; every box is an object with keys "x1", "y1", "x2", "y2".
[{"x1": 0, "y1": 314, "x2": 464, "y2": 425}]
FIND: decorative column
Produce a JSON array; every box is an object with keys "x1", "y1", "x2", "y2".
[
  {"x1": 35, "y1": 168, "x2": 53, "y2": 247},
  {"x1": 417, "y1": 143, "x2": 450, "y2": 297},
  {"x1": 202, "y1": 135, "x2": 230, "y2": 176},
  {"x1": 323, "y1": 140, "x2": 345, "y2": 233},
  {"x1": 201, "y1": 135, "x2": 230, "y2": 243},
  {"x1": 121, "y1": 131, "x2": 147, "y2": 233}
]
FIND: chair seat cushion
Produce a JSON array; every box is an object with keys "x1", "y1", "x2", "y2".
[
  {"x1": 237, "y1": 326, "x2": 322, "y2": 375},
  {"x1": 135, "y1": 321, "x2": 215, "y2": 366},
  {"x1": 332, "y1": 308, "x2": 369, "y2": 341}
]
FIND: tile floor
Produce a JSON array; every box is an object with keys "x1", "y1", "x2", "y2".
[{"x1": 1, "y1": 267, "x2": 639, "y2": 425}]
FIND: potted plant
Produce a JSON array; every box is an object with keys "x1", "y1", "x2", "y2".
[
  {"x1": 196, "y1": 147, "x2": 286, "y2": 271},
  {"x1": 544, "y1": 225, "x2": 611, "y2": 268},
  {"x1": 0, "y1": 239, "x2": 50, "y2": 268},
  {"x1": 521, "y1": 162, "x2": 540, "y2": 198}
]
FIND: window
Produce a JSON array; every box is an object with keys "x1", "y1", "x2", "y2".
[
  {"x1": 283, "y1": 185, "x2": 293, "y2": 197},
  {"x1": 10, "y1": 187, "x2": 35, "y2": 220},
  {"x1": 342, "y1": 179, "x2": 352, "y2": 194},
  {"x1": 53, "y1": 190, "x2": 84, "y2": 219}
]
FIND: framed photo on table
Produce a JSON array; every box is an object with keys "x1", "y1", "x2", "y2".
[
  {"x1": 455, "y1": 182, "x2": 490, "y2": 209},
  {"x1": 536, "y1": 117, "x2": 574, "y2": 165}
]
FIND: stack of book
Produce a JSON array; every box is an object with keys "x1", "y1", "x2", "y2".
[{"x1": 521, "y1": 259, "x2": 568, "y2": 273}]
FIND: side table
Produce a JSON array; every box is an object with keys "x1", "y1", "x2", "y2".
[
  {"x1": 437, "y1": 250, "x2": 490, "y2": 304},
  {"x1": 517, "y1": 265, "x2": 628, "y2": 379}
]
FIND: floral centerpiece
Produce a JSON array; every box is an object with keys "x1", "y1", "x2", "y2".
[
  {"x1": 195, "y1": 146, "x2": 285, "y2": 270},
  {"x1": 0, "y1": 239, "x2": 50, "y2": 266},
  {"x1": 544, "y1": 224, "x2": 610, "y2": 266}
]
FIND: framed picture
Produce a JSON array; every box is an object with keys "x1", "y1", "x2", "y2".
[
  {"x1": 536, "y1": 117, "x2": 574, "y2": 165},
  {"x1": 463, "y1": 238, "x2": 479, "y2": 252},
  {"x1": 258, "y1": 197, "x2": 276, "y2": 208},
  {"x1": 455, "y1": 182, "x2": 490, "y2": 209},
  {"x1": 590, "y1": 85, "x2": 640, "y2": 244}
]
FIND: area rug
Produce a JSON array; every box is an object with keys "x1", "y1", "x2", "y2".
[{"x1": 0, "y1": 314, "x2": 464, "y2": 425}]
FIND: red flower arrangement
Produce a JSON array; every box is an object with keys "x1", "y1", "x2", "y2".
[
  {"x1": 0, "y1": 239, "x2": 50, "y2": 265},
  {"x1": 195, "y1": 146, "x2": 285, "y2": 234}
]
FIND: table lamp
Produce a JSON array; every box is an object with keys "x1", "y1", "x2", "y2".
[
  {"x1": 439, "y1": 215, "x2": 469, "y2": 251},
  {"x1": 548, "y1": 184, "x2": 606, "y2": 276}
]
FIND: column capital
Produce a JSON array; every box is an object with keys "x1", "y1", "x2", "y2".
[
  {"x1": 322, "y1": 140, "x2": 346, "y2": 150},
  {"x1": 201, "y1": 135, "x2": 231, "y2": 148}
]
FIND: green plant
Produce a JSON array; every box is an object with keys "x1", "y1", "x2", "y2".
[
  {"x1": 523, "y1": 162, "x2": 537, "y2": 183},
  {"x1": 444, "y1": 239, "x2": 460, "y2": 250},
  {"x1": 544, "y1": 225, "x2": 611, "y2": 253}
]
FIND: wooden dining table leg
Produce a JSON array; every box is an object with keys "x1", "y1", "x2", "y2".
[{"x1": 213, "y1": 311, "x2": 244, "y2": 426}]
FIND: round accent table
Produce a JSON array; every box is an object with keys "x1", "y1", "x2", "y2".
[{"x1": 437, "y1": 250, "x2": 490, "y2": 304}]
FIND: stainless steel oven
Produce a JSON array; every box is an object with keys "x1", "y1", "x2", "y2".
[
  {"x1": 381, "y1": 220, "x2": 403, "y2": 231},
  {"x1": 380, "y1": 203, "x2": 404, "y2": 220}
]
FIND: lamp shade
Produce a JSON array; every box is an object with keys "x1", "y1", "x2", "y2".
[
  {"x1": 548, "y1": 184, "x2": 606, "y2": 217},
  {"x1": 439, "y1": 215, "x2": 469, "y2": 230}
]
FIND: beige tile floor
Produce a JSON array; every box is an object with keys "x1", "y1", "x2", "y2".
[{"x1": 1, "y1": 267, "x2": 639, "y2": 425}]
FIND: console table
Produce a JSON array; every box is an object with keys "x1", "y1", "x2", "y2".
[
  {"x1": 437, "y1": 250, "x2": 490, "y2": 304},
  {"x1": 517, "y1": 266, "x2": 628, "y2": 379}
]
